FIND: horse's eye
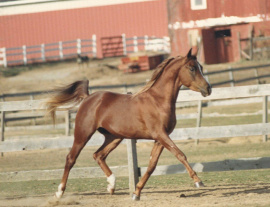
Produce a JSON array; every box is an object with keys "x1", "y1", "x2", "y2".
[{"x1": 189, "y1": 67, "x2": 195, "y2": 72}]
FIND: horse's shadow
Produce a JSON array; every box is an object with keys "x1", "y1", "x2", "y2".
[{"x1": 141, "y1": 183, "x2": 270, "y2": 198}]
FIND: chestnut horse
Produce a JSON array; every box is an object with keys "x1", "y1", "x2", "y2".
[{"x1": 44, "y1": 49, "x2": 211, "y2": 201}]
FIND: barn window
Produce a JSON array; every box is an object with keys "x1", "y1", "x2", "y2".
[
  {"x1": 215, "y1": 29, "x2": 232, "y2": 38},
  {"x1": 190, "y1": 0, "x2": 207, "y2": 10}
]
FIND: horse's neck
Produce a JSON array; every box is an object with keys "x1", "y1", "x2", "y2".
[{"x1": 149, "y1": 68, "x2": 181, "y2": 107}]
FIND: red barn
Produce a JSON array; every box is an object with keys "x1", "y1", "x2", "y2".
[
  {"x1": 0, "y1": 0, "x2": 168, "y2": 59},
  {"x1": 168, "y1": 0, "x2": 270, "y2": 64}
]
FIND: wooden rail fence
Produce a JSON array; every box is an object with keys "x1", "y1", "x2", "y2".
[
  {"x1": 238, "y1": 33, "x2": 270, "y2": 61},
  {"x1": 1, "y1": 85, "x2": 270, "y2": 193},
  {"x1": 1, "y1": 63, "x2": 270, "y2": 103},
  {"x1": 0, "y1": 35, "x2": 170, "y2": 66}
]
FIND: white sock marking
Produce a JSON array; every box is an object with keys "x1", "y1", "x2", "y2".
[
  {"x1": 55, "y1": 183, "x2": 63, "y2": 199},
  {"x1": 107, "y1": 174, "x2": 116, "y2": 192}
]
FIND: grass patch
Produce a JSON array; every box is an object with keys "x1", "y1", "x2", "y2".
[
  {"x1": 1, "y1": 140, "x2": 270, "y2": 172},
  {"x1": 0, "y1": 66, "x2": 29, "y2": 77},
  {"x1": 1, "y1": 169, "x2": 270, "y2": 198}
]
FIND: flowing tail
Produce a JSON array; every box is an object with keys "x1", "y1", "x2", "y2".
[{"x1": 44, "y1": 79, "x2": 89, "y2": 123}]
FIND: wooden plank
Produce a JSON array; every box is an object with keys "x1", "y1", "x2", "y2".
[
  {"x1": 0, "y1": 99, "x2": 72, "y2": 112},
  {"x1": 1, "y1": 85, "x2": 270, "y2": 112},
  {"x1": 2, "y1": 157, "x2": 270, "y2": 182},
  {"x1": 5, "y1": 123, "x2": 69, "y2": 132},
  {"x1": 141, "y1": 157, "x2": 270, "y2": 176},
  {"x1": 0, "y1": 133, "x2": 105, "y2": 152},
  {"x1": 177, "y1": 84, "x2": 270, "y2": 102},
  {"x1": 170, "y1": 123, "x2": 270, "y2": 140},
  {"x1": 0, "y1": 100, "x2": 43, "y2": 111},
  {"x1": 2, "y1": 123, "x2": 269, "y2": 153}
]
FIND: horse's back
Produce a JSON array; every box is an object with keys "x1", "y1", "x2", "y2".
[{"x1": 77, "y1": 91, "x2": 133, "y2": 121}]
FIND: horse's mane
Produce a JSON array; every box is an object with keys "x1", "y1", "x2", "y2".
[{"x1": 132, "y1": 57, "x2": 175, "y2": 97}]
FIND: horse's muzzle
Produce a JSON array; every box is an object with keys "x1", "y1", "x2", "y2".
[{"x1": 201, "y1": 84, "x2": 212, "y2": 97}]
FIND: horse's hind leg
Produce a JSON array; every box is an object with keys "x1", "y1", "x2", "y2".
[
  {"x1": 93, "y1": 135, "x2": 123, "y2": 195},
  {"x1": 133, "y1": 141, "x2": 164, "y2": 200},
  {"x1": 158, "y1": 134, "x2": 203, "y2": 187},
  {"x1": 55, "y1": 131, "x2": 94, "y2": 198}
]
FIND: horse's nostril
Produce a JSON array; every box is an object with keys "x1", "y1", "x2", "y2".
[{"x1": 207, "y1": 85, "x2": 212, "y2": 95}]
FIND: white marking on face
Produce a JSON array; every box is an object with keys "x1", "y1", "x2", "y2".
[{"x1": 197, "y1": 61, "x2": 210, "y2": 85}]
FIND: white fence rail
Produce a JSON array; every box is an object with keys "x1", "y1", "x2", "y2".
[
  {"x1": 0, "y1": 35, "x2": 170, "y2": 67},
  {"x1": 125, "y1": 35, "x2": 170, "y2": 54},
  {"x1": 1, "y1": 35, "x2": 97, "y2": 66},
  {"x1": 0, "y1": 85, "x2": 269, "y2": 192}
]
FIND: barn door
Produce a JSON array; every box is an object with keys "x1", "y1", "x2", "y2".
[
  {"x1": 214, "y1": 29, "x2": 234, "y2": 63},
  {"x1": 202, "y1": 28, "x2": 217, "y2": 64}
]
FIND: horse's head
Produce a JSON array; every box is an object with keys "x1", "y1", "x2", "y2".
[{"x1": 179, "y1": 49, "x2": 211, "y2": 97}]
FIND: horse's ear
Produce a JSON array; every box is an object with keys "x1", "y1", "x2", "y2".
[{"x1": 187, "y1": 48, "x2": 192, "y2": 59}]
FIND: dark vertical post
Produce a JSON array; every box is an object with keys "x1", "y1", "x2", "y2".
[
  {"x1": 262, "y1": 96, "x2": 268, "y2": 142},
  {"x1": 1, "y1": 111, "x2": 5, "y2": 157},
  {"x1": 195, "y1": 100, "x2": 202, "y2": 145},
  {"x1": 237, "y1": 32, "x2": 242, "y2": 60},
  {"x1": 126, "y1": 92, "x2": 139, "y2": 194},
  {"x1": 65, "y1": 110, "x2": 71, "y2": 136},
  {"x1": 126, "y1": 139, "x2": 139, "y2": 194}
]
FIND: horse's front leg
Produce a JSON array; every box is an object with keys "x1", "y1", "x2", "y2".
[
  {"x1": 158, "y1": 134, "x2": 204, "y2": 187},
  {"x1": 93, "y1": 136, "x2": 123, "y2": 195},
  {"x1": 132, "y1": 141, "x2": 164, "y2": 201}
]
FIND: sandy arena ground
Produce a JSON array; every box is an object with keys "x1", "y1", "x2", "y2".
[{"x1": 1, "y1": 183, "x2": 270, "y2": 207}]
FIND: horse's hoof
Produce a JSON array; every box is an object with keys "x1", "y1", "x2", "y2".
[
  {"x1": 55, "y1": 191, "x2": 63, "y2": 199},
  {"x1": 107, "y1": 187, "x2": 115, "y2": 195},
  {"x1": 195, "y1": 181, "x2": 205, "y2": 188},
  {"x1": 132, "y1": 194, "x2": 140, "y2": 201}
]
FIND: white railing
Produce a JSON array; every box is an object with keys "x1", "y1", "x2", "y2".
[
  {"x1": 0, "y1": 34, "x2": 170, "y2": 67},
  {"x1": 0, "y1": 35, "x2": 97, "y2": 66}
]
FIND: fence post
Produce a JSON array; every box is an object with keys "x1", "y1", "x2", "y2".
[
  {"x1": 22, "y1": 45, "x2": 27, "y2": 65},
  {"x1": 195, "y1": 100, "x2": 202, "y2": 145},
  {"x1": 126, "y1": 91, "x2": 139, "y2": 194},
  {"x1": 133, "y1": 36, "x2": 138, "y2": 53},
  {"x1": 144, "y1": 35, "x2": 149, "y2": 51},
  {"x1": 1, "y1": 48, "x2": 7, "y2": 67},
  {"x1": 65, "y1": 110, "x2": 71, "y2": 136},
  {"x1": 237, "y1": 32, "x2": 242, "y2": 60},
  {"x1": 126, "y1": 139, "x2": 139, "y2": 194},
  {"x1": 1, "y1": 111, "x2": 5, "y2": 157},
  {"x1": 254, "y1": 68, "x2": 259, "y2": 84},
  {"x1": 122, "y1": 34, "x2": 127, "y2": 56},
  {"x1": 262, "y1": 96, "x2": 268, "y2": 142},
  {"x1": 77, "y1": 39, "x2": 81, "y2": 55},
  {"x1": 249, "y1": 36, "x2": 253, "y2": 60},
  {"x1": 92, "y1": 34, "x2": 97, "y2": 58},
  {"x1": 59, "y1": 41, "x2": 63, "y2": 60},
  {"x1": 41, "y1": 44, "x2": 45, "y2": 62},
  {"x1": 228, "y1": 67, "x2": 235, "y2": 87},
  {"x1": 30, "y1": 95, "x2": 36, "y2": 125}
]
